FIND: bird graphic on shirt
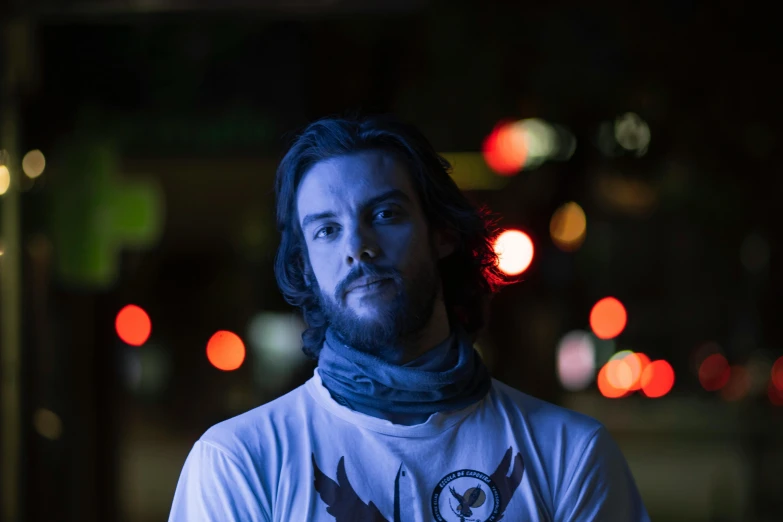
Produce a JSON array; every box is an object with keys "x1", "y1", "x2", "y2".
[
  {"x1": 488, "y1": 447, "x2": 525, "y2": 521},
  {"x1": 312, "y1": 454, "x2": 388, "y2": 522},
  {"x1": 312, "y1": 447, "x2": 524, "y2": 522},
  {"x1": 449, "y1": 483, "x2": 483, "y2": 517}
]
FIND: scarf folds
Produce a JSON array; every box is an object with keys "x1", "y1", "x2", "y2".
[{"x1": 317, "y1": 327, "x2": 492, "y2": 416}]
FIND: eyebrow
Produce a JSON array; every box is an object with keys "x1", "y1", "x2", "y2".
[{"x1": 300, "y1": 189, "x2": 412, "y2": 230}]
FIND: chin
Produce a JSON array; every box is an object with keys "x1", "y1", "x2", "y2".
[
  {"x1": 350, "y1": 306, "x2": 390, "y2": 322},
  {"x1": 348, "y1": 302, "x2": 397, "y2": 324}
]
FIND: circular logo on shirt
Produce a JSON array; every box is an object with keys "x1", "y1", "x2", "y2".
[{"x1": 431, "y1": 469, "x2": 501, "y2": 522}]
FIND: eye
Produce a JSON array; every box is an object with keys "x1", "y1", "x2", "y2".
[
  {"x1": 314, "y1": 225, "x2": 336, "y2": 240},
  {"x1": 374, "y1": 209, "x2": 397, "y2": 220}
]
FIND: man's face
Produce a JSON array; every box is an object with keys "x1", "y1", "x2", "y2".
[{"x1": 296, "y1": 150, "x2": 445, "y2": 354}]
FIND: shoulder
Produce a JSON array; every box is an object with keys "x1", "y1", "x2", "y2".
[
  {"x1": 489, "y1": 378, "x2": 604, "y2": 439},
  {"x1": 169, "y1": 387, "x2": 316, "y2": 522},
  {"x1": 487, "y1": 380, "x2": 647, "y2": 517},
  {"x1": 199, "y1": 382, "x2": 313, "y2": 461}
]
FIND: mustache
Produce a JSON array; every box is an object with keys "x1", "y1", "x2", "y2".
[{"x1": 337, "y1": 264, "x2": 402, "y2": 297}]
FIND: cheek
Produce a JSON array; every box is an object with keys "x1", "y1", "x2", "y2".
[
  {"x1": 387, "y1": 226, "x2": 430, "y2": 266},
  {"x1": 306, "y1": 249, "x2": 339, "y2": 291},
  {"x1": 383, "y1": 222, "x2": 417, "y2": 252}
]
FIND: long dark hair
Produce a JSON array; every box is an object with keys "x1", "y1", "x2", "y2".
[{"x1": 274, "y1": 115, "x2": 516, "y2": 359}]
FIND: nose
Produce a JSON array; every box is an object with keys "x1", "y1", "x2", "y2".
[{"x1": 345, "y1": 224, "x2": 379, "y2": 264}]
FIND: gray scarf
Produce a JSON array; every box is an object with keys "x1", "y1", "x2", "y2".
[{"x1": 317, "y1": 326, "x2": 491, "y2": 418}]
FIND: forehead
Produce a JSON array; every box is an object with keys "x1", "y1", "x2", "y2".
[{"x1": 296, "y1": 150, "x2": 417, "y2": 222}]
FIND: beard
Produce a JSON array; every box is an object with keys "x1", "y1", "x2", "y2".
[{"x1": 315, "y1": 252, "x2": 441, "y2": 357}]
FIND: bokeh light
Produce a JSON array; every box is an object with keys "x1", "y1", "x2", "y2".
[
  {"x1": 597, "y1": 362, "x2": 629, "y2": 398},
  {"x1": 603, "y1": 351, "x2": 649, "y2": 392},
  {"x1": 207, "y1": 330, "x2": 246, "y2": 371},
  {"x1": 493, "y1": 229, "x2": 534, "y2": 275},
  {"x1": 768, "y1": 382, "x2": 783, "y2": 406},
  {"x1": 247, "y1": 312, "x2": 308, "y2": 387},
  {"x1": 589, "y1": 297, "x2": 627, "y2": 340},
  {"x1": 720, "y1": 365, "x2": 750, "y2": 402},
  {"x1": 518, "y1": 119, "x2": 556, "y2": 169},
  {"x1": 22, "y1": 149, "x2": 46, "y2": 179},
  {"x1": 609, "y1": 349, "x2": 634, "y2": 362},
  {"x1": 614, "y1": 112, "x2": 650, "y2": 156},
  {"x1": 690, "y1": 341, "x2": 723, "y2": 375},
  {"x1": 483, "y1": 119, "x2": 576, "y2": 174},
  {"x1": 606, "y1": 358, "x2": 634, "y2": 390},
  {"x1": 482, "y1": 121, "x2": 527, "y2": 175},
  {"x1": 641, "y1": 360, "x2": 675, "y2": 398},
  {"x1": 623, "y1": 352, "x2": 650, "y2": 391},
  {"x1": 550, "y1": 202, "x2": 587, "y2": 252},
  {"x1": 115, "y1": 305, "x2": 152, "y2": 347},
  {"x1": 33, "y1": 408, "x2": 63, "y2": 441},
  {"x1": 595, "y1": 174, "x2": 658, "y2": 216},
  {"x1": 0, "y1": 165, "x2": 10, "y2": 195},
  {"x1": 771, "y1": 356, "x2": 783, "y2": 391},
  {"x1": 556, "y1": 330, "x2": 596, "y2": 391},
  {"x1": 699, "y1": 353, "x2": 731, "y2": 391},
  {"x1": 518, "y1": 118, "x2": 576, "y2": 168},
  {"x1": 248, "y1": 312, "x2": 306, "y2": 362}
]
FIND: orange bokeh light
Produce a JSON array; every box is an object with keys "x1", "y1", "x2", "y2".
[
  {"x1": 771, "y1": 356, "x2": 783, "y2": 391},
  {"x1": 641, "y1": 360, "x2": 675, "y2": 398},
  {"x1": 115, "y1": 304, "x2": 151, "y2": 347},
  {"x1": 606, "y1": 359, "x2": 634, "y2": 390},
  {"x1": 482, "y1": 122, "x2": 528, "y2": 175},
  {"x1": 589, "y1": 297, "x2": 627, "y2": 340},
  {"x1": 493, "y1": 229, "x2": 534, "y2": 275},
  {"x1": 597, "y1": 363, "x2": 629, "y2": 398},
  {"x1": 207, "y1": 330, "x2": 246, "y2": 371},
  {"x1": 600, "y1": 352, "x2": 649, "y2": 397},
  {"x1": 624, "y1": 352, "x2": 650, "y2": 391},
  {"x1": 550, "y1": 202, "x2": 587, "y2": 252},
  {"x1": 699, "y1": 353, "x2": 731, "y2": 391}
]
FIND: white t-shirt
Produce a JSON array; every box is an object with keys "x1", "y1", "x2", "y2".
[{"x1": 169, "y1": 369, "x2": 650, "y2": 521}]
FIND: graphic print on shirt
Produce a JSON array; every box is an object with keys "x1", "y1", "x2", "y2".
[
  {"x1": 311, "y1": 454, "x2": 388, "y2": 522},
  {"x1": 311, "y1": 447, "x2": 524, "y2": 522},
  {"x1": 431, "y1": 448, "x2": 524, "y2": 522}
]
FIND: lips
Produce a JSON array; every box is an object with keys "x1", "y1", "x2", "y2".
[{"x1": 347, "y1": 278, "x2": 389, "y2": 293}]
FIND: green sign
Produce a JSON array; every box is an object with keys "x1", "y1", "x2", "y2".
[{"x1": 49, "y1": 139, "x2": 164, "y2": 288}]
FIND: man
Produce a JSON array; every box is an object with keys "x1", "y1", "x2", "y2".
[{"x1": 169, "y1": 115, "x2": 650, "y2": 521}]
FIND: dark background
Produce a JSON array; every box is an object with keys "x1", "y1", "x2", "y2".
[{"x1": 1, "y1": 1, "x2": 782, "y2": 521}]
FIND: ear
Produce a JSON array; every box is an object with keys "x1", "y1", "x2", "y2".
[{"x1": 434, "y1": 227, "x2": 458, "y2": 260}]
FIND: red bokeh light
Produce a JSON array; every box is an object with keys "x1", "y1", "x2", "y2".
[
  {"x1": 699, "y1": 353, "x2": 731, "y2": 391},
  {"x1": 589, "y1": 297, "x2": 627, "y2": 340},
  {"x1": 115, "y1": 304, "x2": 151, "y2": 347},
  {"x1": 482, "y1": 122, "x2": 528, "y2": 176},
  {"x1": 641, "y1": 360, "x2": 675, "y2": 398},
  {"x1": 206, "y1": 331, "x2": 246, "y2": 371},
  {"x1": 771, "y1": 356, "x2": 783, "y2": 391},
  {"x1": 768, "y1": 382, "x2": 783, "y2": 406}
]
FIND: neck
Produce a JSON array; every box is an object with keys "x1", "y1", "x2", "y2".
[
  {"x1": 378, "y1": 300, "x2": 452, "y2": 365},
  {"x1": 318, "y1": 319, "x2": 491, "y2": 426}
]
